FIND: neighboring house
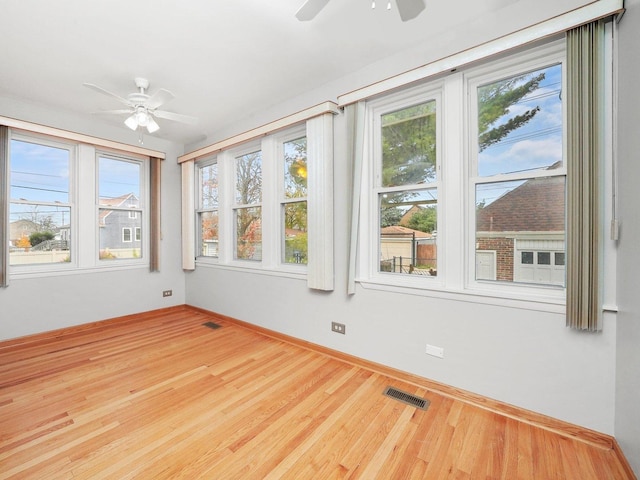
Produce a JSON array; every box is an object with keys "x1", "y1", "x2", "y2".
[
  {"x1": 475, "y1": 175, "x2": 565, "y2": 285},
  {"x1": 99, "y1": 193, "x2": 141, "y2": 255},
  {"x1": 9, "y1": 219, "x2": 38, "y2": 247},
  {"x1": 380, "y1": 225, "x2": 435, "y2": 273}
]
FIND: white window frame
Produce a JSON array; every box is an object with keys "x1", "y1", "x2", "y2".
[
  {"x1": 196, "y1": 158, "x2": 220, "y2": 259},
  {"x1": 8, "y1": 133, "x2": 76, "y2": 273},
  {"x1": 361, "y1": 83, "x2": 444, "y2": 290},
  {"x1": 195, "y1": 124, "x2": 309, "y2": 278},
  {"x1": 122, "y1": 227, "x2": 132, "y2": 243},
  {"x1": 357, "y1": 39, "x2": 577, "y2": 310},
  {"x1": 96, "y1": 152, "x2": 147, "y2": 266},
  {"x1": 464, "y1": 41, "x2": 567, "y2": 301}
]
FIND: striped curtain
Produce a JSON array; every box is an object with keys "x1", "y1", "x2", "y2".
[{"x1": 565, "y1": 20, "x2": 605, "y2": 331}]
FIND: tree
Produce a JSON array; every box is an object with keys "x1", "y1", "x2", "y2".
[
  {"x1": 29, "y1": 231, "x2": 55, "y2": 246},
  {"x1": 16, "y1": 235, "x2": 31, "y2": 249},
  {"x1": 477, "y1": 72, "x2": 545, "y2": 152},
  {"x1": 406, "y1": 206, "x2": 437, "y2": 233}
]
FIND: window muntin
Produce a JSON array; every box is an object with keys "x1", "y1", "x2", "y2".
[
  {"x1": 472, "y1": 62, "x2": 566, "y2": 288},
  {"x1": 234, "y1": 151, "x2": 262, "y2": 261},
  {"x1": 282, "y1": 137, "x2": 308, "y2": 265},
  {"x1": 197, "y1": 162, "x2": 219, "y2": 258},
  {"x1": 374, "y1": 98, "x2": 439, "y2": 278},
  {"x1": 9, "y1": 138, "x2": 72, "y2": 266},
  {"x1": 98, "y1": 155, "x2": 143, "y2": 261}
]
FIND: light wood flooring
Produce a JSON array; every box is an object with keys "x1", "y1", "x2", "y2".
[{"x1": 0, "y1": 306, "x2": 634, "y2": 479}]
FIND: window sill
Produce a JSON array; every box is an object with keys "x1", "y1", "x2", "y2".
[
  {"x1": 194, "y1": 259, "x2": 308, "y2": 281},
  {"x1": 357, "y1": 278, "x2": 566, "y2": 314},
  {"x1": 9, "y1": 262, "x2": 150, "y2": 280}
]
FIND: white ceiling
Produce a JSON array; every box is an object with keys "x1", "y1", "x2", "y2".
[{"x1": 0, "y1": 0, "x2": 574, "y2": 146}]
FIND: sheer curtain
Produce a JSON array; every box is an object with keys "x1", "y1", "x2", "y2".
[
  {"x1": 0, "y1": 126, "x2": 8, "y2": 287},
  {"x1": 346, "y1": 101, "x2": 366, "y2": 295},
  {"x1": 566, "y1": 20, "x2": 606, "y2": 331}
]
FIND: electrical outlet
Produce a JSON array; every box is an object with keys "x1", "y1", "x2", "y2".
[
  {"x1": 162, "y1": 290, "x2": 173, "y2": 297},
  {"x1": 426, "y1": 344, "x2": 444, "y2": 358},
  {"x1": 331, "y1": 322, "x2": 346, "y2": 335}
]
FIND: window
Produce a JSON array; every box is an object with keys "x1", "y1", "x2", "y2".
[
  {"x1": 234, "y1": 150, "x2": 262, "y2": 261},
  {"x1": 359, "y1": 41, "x2": 567, "y2": 302},
  {"x1": 1, "y1": 120, "x2": 159, "y2": 280},
  {"x1": 471, "y1": 61, "x2": 566, "y2": 288},
  {"x1": 197, "y1": 162, "x2": 219, "y2": 258},
  {"x1": 194, "y1": 126, "x2": 314, "y2": 274},
  {"x1": 282, "y1": 136, "x2": 308, "y2": 265},
  {"x1": 187, "y1": 105, "x2": 335, "y2": 289},
  {"x1": 98, "y1": 155, "x2": 143, "y2": 261},
  {"x1": 377, "y1": 100, "x2": 439, "y2": 277},
  {"x1": 9, "y1": 137, "x2": 73, "y2": 266}
]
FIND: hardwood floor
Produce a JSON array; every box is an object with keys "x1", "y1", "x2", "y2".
[{"x1": 0, "y1": 306, "x2": 634, "y2": 479}]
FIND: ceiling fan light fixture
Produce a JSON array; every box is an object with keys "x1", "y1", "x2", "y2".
[
  {"x1": 135, "y1": 108, "x2": 150, "y2": 127},
  {"x1": 146, "y1": 116, "x2": 160, "y2": 133},
  {"x1": 124, "y1": 113, "x2": 139, "y2": 131}
]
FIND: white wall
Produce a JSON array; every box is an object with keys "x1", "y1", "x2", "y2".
[
  {"x1": 186, "y1": 100, "x2": 618, "y2": 434},
  {"x1": 0, "y1": 97, "x2": 187, "y2": 340},
  {"x1": 615, "y1": 0, "x2": 640, "y2": 474},
  {"x1": 184, "y1": 0, "x2": 628, "y2": 439}
]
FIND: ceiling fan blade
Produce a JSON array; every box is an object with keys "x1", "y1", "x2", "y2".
[
  {"x1": 146, "y1": 88, "x2": 175, "y2": 109},
  {"x1": 83, "y1": 83, "x2": 132, "y2": 106},
  {"x1": 396, "y1": 0, "x2": 425, "y2": 21},
  {"x1": 295, "y1": 0, "x2": 330, "y2": 21},
  {"x1": 93, "y1": 109, "x2": 134, "y2": 115},
  {"x1": 152, "y1": 110, "x2": 198, "y2": 125}
]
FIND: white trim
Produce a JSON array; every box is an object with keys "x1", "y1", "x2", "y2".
[
  {"x1": 337, "y1": 0, "x2": 623, "y2": 106},
  {"x1": 178, "y1": 102, "x2": 340, "y2": 164},
  {"x1": 0, "y1": 115, "x2": 165, "y2": 159}
]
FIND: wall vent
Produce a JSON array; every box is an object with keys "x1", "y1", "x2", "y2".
[
  {"x1": 202, "y1": 321, "x2": 222, "y2": 330},
  {"x1": 383, "y1": 386, "x2": 430, "y2": 410}
]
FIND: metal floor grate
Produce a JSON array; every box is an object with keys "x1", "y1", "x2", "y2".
[
  {"x1": 383, "y1": 386, "x2": 430, "y2": 410},
  {"x1": 202, "y1": 321, "x2": 222, "y2": 330}
]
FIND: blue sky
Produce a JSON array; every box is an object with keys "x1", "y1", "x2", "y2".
[{"x1": 476, "y1": 63, "x2": 563, "y2": 205}]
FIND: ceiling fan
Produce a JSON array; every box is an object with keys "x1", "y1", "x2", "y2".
[
  {"x1": 83, "y1": 77, "x2": 197, "y2": 134},
  {"x1": 296, "y1": 0, "x2": 425, "y2": 22}
]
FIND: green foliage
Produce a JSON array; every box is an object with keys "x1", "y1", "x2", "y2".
[
  {"x1": 285, "y1": 233, "x2": 308, "y2": 264},
  {"x1": 477, "y1": 72, "x2": 545, "y2": 152},
  {"x1": 29, "y1": 231, "x2": 55, "y2": 246},
  {"x1": 406, "y1": 206, "x2": 437, "y2": 233},
  {"x1": 380, "y1": 206, "x2": 403, "y2": 228},
  {"x1": 381, "y1": 102, "x2": 437, "y2": 188}
]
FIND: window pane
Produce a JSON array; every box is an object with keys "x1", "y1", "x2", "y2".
[
  {"x1": 98, "y1": 157, "x2": 140, "y2": 205},
  {"x1": 475, "y1": 176, "x2": 565, "y2": 286},
  {"x1": 555, "y1": 252, "x2": 565, "y2": 266},
  {"x1": 9, "y1": 203, "x2": 71, "y2": 265},
  {"x1": 200, "y1": 163, "x2": 218, "y2": 208},
  {"x1": 537, "y1": 252, "x2": 551, "y2": 265},
  {"x1": 200, "y1": 211, "x2": 219, "y2": 258},
  {"x1": 477, "y1": 64, "x2": 563, "y2": 177},
  {"x1": 283, "y1": 201, "x2": 307, "y2": 264},
  {"x1": 379, "y1": 189, "x2": 437, "y2": 276},
  {"x1": 236, "y1": 206, "x2": 261, "y2": 261},
  {"x1": 381, "y1": 101, "x2": 437, "y2": 187},
  {"x1": 10, "y1": 140, "x2": 69, "y2": 203},
  {"x1": 284, "y1": 137, "x2": 307, "y2": 198},
  {"x1": 99, "y1": 209, "x2": 142, "y2": 260},
  {"x1": 235, "y1": 151, "x2": 262, "y2": 205}
]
